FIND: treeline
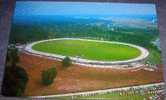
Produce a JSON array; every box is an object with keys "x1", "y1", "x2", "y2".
[{"x1": 9, "y1": 21, "x2": 158, "y2": 49}]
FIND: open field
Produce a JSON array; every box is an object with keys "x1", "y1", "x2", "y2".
[
  {"x1": 59, "y1": 93, "x2": 161, "y2": 100},
  {"x1": 32, "y1": 39, "x2": 141, "y2": 61},
  {"x1": 75, "y1": 93, "x2": 161, "y2": 100},
  {"x1": 56, "y1": 89, "x2": 164, "y2": 100},
  {"x1": 19, "y1": 52, "x2": 164, "y2": 96}
]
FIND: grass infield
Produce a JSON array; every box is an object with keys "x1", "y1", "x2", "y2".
[{"x1": 32, "y1": 39, "x2": 141, "y2": 61}]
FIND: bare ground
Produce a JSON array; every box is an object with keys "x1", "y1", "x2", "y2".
[{"x1": 19, "y1": 52, "x2": 164, "y2": 96}]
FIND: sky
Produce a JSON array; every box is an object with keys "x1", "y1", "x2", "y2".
[{"x1": 14, "y1": 1, "x2": 157, "y2": 17}]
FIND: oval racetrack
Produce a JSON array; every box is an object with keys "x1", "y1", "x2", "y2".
[{"x1": 25, "y1": 38, "x2": 149, "y2": 68}]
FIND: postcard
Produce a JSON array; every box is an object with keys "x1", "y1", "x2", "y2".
[{"x1": 2, "y1": 1, "x2": 164, "y2": 99}]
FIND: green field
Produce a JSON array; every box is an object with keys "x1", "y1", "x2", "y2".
[
  {"x1": 32, "y1": 39, "x2": 141, "y2": 61},
  {"x1": 53, "y1": 89, "x2": 164, "y2": 100},
  {"x1": 58, "y1": 92, "x2": 158, "y2": 100}
]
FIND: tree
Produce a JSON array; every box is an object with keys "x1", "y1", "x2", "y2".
[
  {"x1": 42, "y1": 67, "x2": 57, "y2": 86},
  {"x1": 6, "y1": 45, "x2": 19, "y2": 67},
  {"x1": 62, "y1": 56, "x2": 71, "y2": 68},
  {"x1": 2, "y1": 45, "x2": 28, "y2": 96}
]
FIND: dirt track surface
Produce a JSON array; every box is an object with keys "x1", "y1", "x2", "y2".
[{"x1": 19, "y1": 52, "x2": 164, "y2": 96}]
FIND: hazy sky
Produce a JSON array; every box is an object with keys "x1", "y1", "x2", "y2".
[{"x1": 14, "y1": 1, "x2": 156, "y2": 16}]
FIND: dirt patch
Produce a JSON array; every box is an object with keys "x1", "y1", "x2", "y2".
[{"x1": 19, "y1": 52, "x2": 164, "y2": 96}]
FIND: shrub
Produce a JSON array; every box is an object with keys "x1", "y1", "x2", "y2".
[
  {"x1": 2, "y1": 66, "x2": 28, "y2": 96},
  {"x1": 42, "y1": 67, "x2": 57, "y2": 86},
  {"x1": 2, "y1": 46, "x2": 28, "y2": 96},
  {"x1": 62, "y1": 56, "x2": 71, "y2": 68}
]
